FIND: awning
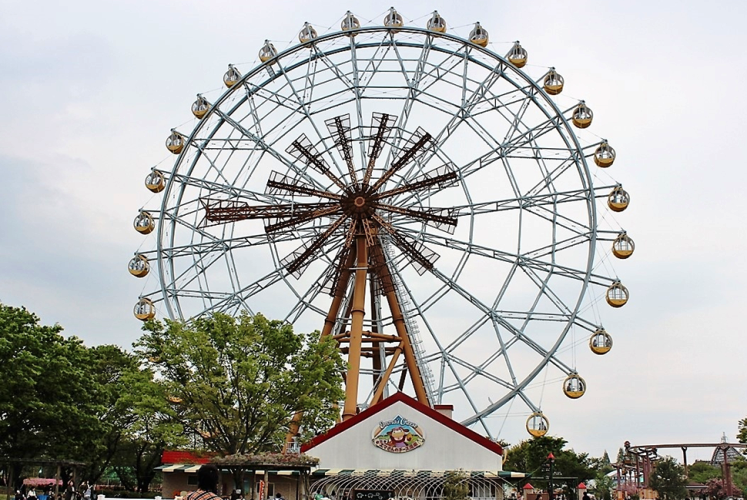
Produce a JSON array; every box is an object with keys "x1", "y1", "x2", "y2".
[
  {"x1": 309, "y1": 469, "x2": 528, "y2": 500},
  {"x1": 156, "y1": 465, "x2": 304, "y2": 475}
]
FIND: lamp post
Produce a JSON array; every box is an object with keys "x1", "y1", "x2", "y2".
[{"x1": 547, "y1": 453, "x2": 555, "y2": 500}]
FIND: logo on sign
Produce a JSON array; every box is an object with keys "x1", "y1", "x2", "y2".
[{"x1": 372, "y1": 415, "x2": 425, "y2": 453}]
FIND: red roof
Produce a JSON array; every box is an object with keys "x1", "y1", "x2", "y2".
[
  {"x1": 301, "y1": 391, "x2": 503, "y2": 455},
  {"x1": 523, "y1": 484, "x2": 534, "y2": 490},
  {"x1": 162, "y1": 450, "x2": 215, "y2": 465},
  {"x1": 578, "y1": 483, "x2": 587, "y2": 489}
]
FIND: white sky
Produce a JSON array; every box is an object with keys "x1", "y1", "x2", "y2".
[{"x1": 2, "y1": 0, "x2": 746, "y2": 463}]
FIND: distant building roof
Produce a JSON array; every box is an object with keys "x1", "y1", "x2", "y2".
[{"x1": 161, "y1": 450, "x2": 215, "y2": 465}]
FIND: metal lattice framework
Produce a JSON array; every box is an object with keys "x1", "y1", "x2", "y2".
[
  {"x1": 309, "y1": 470, "x2": 516, "y2": 500},
  {"x1": 132, "y1": 12, "x2": 632, "y2": 439}
]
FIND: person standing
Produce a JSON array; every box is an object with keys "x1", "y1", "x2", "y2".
[
  {"x1": 186, "y1": 465, "x2": 221, "y2": 500},
  {"x1": 64, "y1": 480, "x2": 74, "y2": 500},
  {"x1": 81, "y1": 482, "x2": 91, "y2": 500}
]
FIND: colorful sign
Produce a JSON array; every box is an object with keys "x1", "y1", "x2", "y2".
[{"x1": 372, "y1": 415, "x2": 425, "y2": 453}]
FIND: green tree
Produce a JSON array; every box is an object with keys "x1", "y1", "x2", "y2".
[
  {"x1": 0, "y1": 304, "x2": 103, "y2": 483},
  {"x1": 590, "y1": 451, "x2": 614, "y2": 476},
  {"x1": 503, "y1": 435, "x2": 594, "y2": 488},
  {"x1": 688, "y1": 461, "x2": 721, "y2": 484},
  {"x1": 594, "y1": 473, "x2": 614, "y2": 500},
  {"x1": 738, "y1": 418, "x2": 747, "y2": 444},
  {"x1": 81, "y1": 345, "x2": 143, "y2": 484},
  {"x1": 110, "y1": 364, "x2": 185, "y2": 492},
  {"x1": 135, "y1": 313, "x2": 345, "y2": 484},
  {"x1": 649, "y1": 457, "x2": 687, "y2": 500}
]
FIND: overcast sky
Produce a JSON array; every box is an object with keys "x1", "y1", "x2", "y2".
[{"x1": 2, "y1": 0, "x2": 746, "y2": 462}]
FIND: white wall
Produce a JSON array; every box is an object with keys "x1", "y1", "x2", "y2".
[{"x1": 307, "y1": 401, "x2": 502, "y2": 470}]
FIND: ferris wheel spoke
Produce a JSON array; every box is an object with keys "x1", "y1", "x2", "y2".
[
  {"x1": 374, "y1": 215, "x2": 439, "y2": 275},
  {"x1": 325, "y1": 114, "x2": 358, "y2": 187},
  {"x1": 211, "y1": 107, "x2": 328, "y2": 191},
  {"x1": 395, "y1": 227, "x2": 593, "y2": 284},
  {"x1": 266, "y1": 171, "x2": 342, "y2": 200},
  {"x1": 448, "y1": 187, "x2": 595, "y2": 216},
  {"x1": 427, "y1": 261, "x2": 585, "y2": 366},
  {"x1": 393, "y1": 116, "x2": 568, "y2": 211},
  {"x1": 362, "y1": 112, "x2": 397, "y2": 186},
  {"x1": 165, "y1": 248, "x2": 237, "y2": 300},
  {"x1": 407, "y1": 59, "x2": 507, "y2": 174},
  {"x1": 170, "y1": 174, "x2": 286, "y2": 206},
  {"x1": 440, "y1": 313, "x2": 491, "y2": 354},
  {"x1": 287, "y1": 133, "x2": 347, "y2": 191},
  {"x1": 523, "y1": 156, "x2": 581, "y2": 199},
  {"x1": 371, "y1": 127, "x2": 433, "y2": 191},
  {"x1": 374, "y1": 203, "x2": 457, "y2": 233},
  {"x1": 375, "y1": 163, "x2": 458, "y2": 201},
  {"x1": 355, "y1": 36, "x2": 397, "y2": 96},
  {"x1": 263, "y1": 206, "x2": 341, "y2": 234},
  {"x1": 382, "y1": 246, "x2": 486, "y2": 424},
  {"x1": 200, "y1": 198, "x2": 338, "y2": 227},
  {"x1": 378, "y1": 45, "x2": 463, "y2": 173},
  {"x1": 282, "y1": 215, "x2": 349, "y2": 278},
  {"x1": 519, "y1": 264, "x2": 575, "y2": 324},
  {"x1": 150, "y1": 233, "x2": 281, "y2": 261},
  {"x1": 379, "y1": 50, "x2": 431, "y2": 175},
  {"x1": 195, "y1": 267, "x2": 288, "y2": 318},
  {"x1": 445, "y1": 353, "x2": 515, "y2": 391},
  {"x1": 277, "y1": 70, "x2": 349, "y2": 181},
  {"x1": 274, "y1": 244, "x2": 340, "y2": 323},
  {"x1": 522, "y1": 204, "x2": 592, "y2": 236}
]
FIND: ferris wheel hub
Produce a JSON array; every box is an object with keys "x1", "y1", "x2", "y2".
[{"x1": 341, "y1": 188, "x2": 376, "y2": 217}]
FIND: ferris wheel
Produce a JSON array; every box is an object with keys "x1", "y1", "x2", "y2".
[{"x1": 130, "y1": 9, "x2": 634, "y2": 439}]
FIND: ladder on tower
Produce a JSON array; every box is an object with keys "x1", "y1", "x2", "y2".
[{"x1": 381, "y1": 235, "x2": 437, "y2": 404}]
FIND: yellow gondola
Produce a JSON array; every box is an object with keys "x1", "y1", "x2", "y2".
[
  {"x1": 165, "y1": 129, "x2": 185, "y2": 154},
  {"x1": 606, "y1": 281, "x2": 629, "y2": 307},
  {"x1": 543, "y1": 68, "x2": 564, "y2": 95},
  {"x1": 384, "y1": 7, "x2": 403, "y2": 29},
  {"x1": 608, "y1": 185, "x2": 630, "y2": 212},
  {"x1": 594, "y1": 141, "x2": 616, "y2": 167},
  {"x1": 133, "y1": 211, "x2": 155, "y2": 235},
  {"x1": 259, "y1": 40, "x2": 277, "y2": 63},
  {"x1": 612, "y1": 232, "x2": 635, "y2": 259},
  {"x1": 223, "y1": 64, "x2": 241, "y2": 88},
  {"x1": 144, "y1": 170, "x2": 165, "y2": 193},
  {"x1": 426, "y1": 11, "x2": 446, "y2": 33},
  {"x1": 589, "y1": 328, "x2": 613, "y2": 355},
  {"x1": 298, "y1": 22, "x2": 318, "y2": 44},
  {"x1": 341, "y1": 11, "x2": 360, "y2": 36},
  {"x1": 128, "y1": 254, "x2": 150, "y2": 278},
  {"x1": 134, "y1": 298, "x2": 155, "y2": 321},
  {"x1": 563, "y1": 373, "x2": 586, "y2": 399},
  {"x1": 469, "y1": 22, "x2": 489, "y2": 47},
  {"x1": 526, "y1": 412, "x2": 549, "y2": 437},
  {"x1": 507, "y1": 41, "x2": 528, "y2": 68},
  {"x1": 572, "y1": 101, "x2": 593, "y2": 128},
  {"x1": 191, "y1": 95, "x2": 210, "y2": 119}
]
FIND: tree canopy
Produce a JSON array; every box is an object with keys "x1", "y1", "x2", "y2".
[
  {"x1": 0, "y1": 303, "x2": 181, "y2": 491},
  {"x1": 135, "y1": 312, "x2": 345, "y2": 455},
  {"x1": 0, "y1": 304, "x2": 102, "y2": 463},
  {"x1": 649, "y1": 457, "x2": 688, "y2": 500},
  {"x1": 503, "y1": 435, "x2": 595, "y2": 487}
]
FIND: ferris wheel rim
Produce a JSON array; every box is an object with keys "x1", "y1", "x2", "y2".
[{"x1": 137, "y1": 19, "x2": 627, "y2": 437}]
